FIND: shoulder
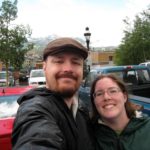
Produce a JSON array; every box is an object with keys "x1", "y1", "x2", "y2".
[
  {"x1": 16, "y1": 92, "x2": 60, "y2": 121},
  {"x1": 128, "y1": 116, "x2": 150, "y2": 132},
  {"x1": 132, "y1": 115, "x2": 150, "y2": 123}
]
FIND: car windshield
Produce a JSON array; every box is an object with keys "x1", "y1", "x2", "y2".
[
  {"x1": 0, "y1": 95, "x2": 19, "y2": 118},
  {"x1": 0, "y1": 72, "x2": 6, "y2": 79},
  {"x1": 31, "y1": 70, "x2": 45, "y2": 77}
]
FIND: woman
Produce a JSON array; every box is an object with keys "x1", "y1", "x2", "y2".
[{"x1": 90, "y1": 74, "x2": 150, "y2": 150}]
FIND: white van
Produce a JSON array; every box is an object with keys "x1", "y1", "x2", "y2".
[
  {"x1": 28, "y1": 69, "x2": 46, "y2": 86},
  {"x1": 139, "y1": 62, "x2": 150, "y2": 68}
]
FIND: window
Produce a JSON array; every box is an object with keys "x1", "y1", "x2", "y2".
[{"x1": 109, "y1": 56, "x2": 113, "y2": 61}]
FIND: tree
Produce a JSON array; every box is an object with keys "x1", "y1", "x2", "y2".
[
  {"x1": 9, "y1": 25, "x2": 33, "y2": 71},
  {"x1": 0, "y1": 0, "x2": 18, "y2": 68},
  {"x1": 114, "y1": 6, "x2": 150, "y2": 65},
  {"x1": 0, "y1": 0, "x2": 33, "y2": 85}
]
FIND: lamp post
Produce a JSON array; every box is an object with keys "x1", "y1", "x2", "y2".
[
  {"x1": 84, "y1": 27, "x2": 91, "y2": 51},
  {"x1": 84, "y1": 27, "x2": 91, "y2": 72}
]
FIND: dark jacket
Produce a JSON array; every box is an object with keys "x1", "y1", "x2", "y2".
[
  {"x1": 93, "y1": 116, "x2": 150, "y2": 150},
  {"x1": 12, "y1": 87, "x2": 94, "y2": 150}
]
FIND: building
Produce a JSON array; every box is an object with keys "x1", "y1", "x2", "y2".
[{"x1": 90, "y1": 47, "x2": 116, "y2": 66}]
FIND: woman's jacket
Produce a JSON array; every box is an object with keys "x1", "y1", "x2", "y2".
[{"x1": 93, "y1": 115, "x2": 150, "y2": 150}]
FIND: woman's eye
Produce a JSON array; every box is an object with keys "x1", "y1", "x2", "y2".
[
  {"x1": 96, "y1": 92, "x2": 103, "y2": 96},
  {"x1": 110, "y1": 90, "x2": 117, "y2": 93}
]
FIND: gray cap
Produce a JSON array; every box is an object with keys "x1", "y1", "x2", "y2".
[{"x1": 43, "y1": 37, "x2": 88, "y2": 60}]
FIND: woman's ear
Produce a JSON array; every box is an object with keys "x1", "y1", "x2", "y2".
[{"x1": 123, "y1": 92, "x2": 128, "y2": 103}]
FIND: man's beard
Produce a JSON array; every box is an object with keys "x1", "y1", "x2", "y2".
[
  {"x1": 54, "y1": 72, "x2": 79, "y2": 98},
  {"x1": 58, "y1": 88, "x2": 77, "y2": 99}
]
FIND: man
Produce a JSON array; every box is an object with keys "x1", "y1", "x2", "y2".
[{"x1": 12, "y1": 37, "x2": 94, "y2": 150}]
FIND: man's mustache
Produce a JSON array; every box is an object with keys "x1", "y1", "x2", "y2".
[{"x1": 56, "y1": 73, "x2": 77, "y2": 81}]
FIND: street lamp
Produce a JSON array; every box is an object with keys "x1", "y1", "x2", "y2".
[
  {"x1": 84, "y1": 27, "x2": 91, "y2": 51},
  {"x1": 84, "y1": 27, "x2": 91, "y2": 72}
]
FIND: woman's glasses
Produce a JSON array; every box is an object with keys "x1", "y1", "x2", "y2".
[{"x1": 93, "y1": 87, "x2": 121, "y2": 99}]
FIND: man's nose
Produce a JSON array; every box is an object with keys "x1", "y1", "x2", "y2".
[{"x1": 62, "y1": 61, "x2": 73, "y2": 72}]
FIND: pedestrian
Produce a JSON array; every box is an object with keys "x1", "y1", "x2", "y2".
[
  {"x1": 90, "y1": 74, "x2": 149, "y2": 150},
  {"x1": 12, "y1": 37, "x2": 94, "y2": 150}
]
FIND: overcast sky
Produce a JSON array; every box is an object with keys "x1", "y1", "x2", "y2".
[{"x1": 1, "y1": 0, "x2": 150, "y2": 46}]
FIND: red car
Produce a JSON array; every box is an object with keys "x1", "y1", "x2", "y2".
[{"x1": 0, "y1": 86, "x2": 33, "y2": 150}]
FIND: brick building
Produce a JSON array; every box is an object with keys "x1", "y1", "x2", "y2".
[{"x1": 90, "y1": 47, "x2": 116, "y2": 66}]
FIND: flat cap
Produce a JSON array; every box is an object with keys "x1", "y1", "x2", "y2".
[{"x1": 43, "y1": 37, "x2": 88, "y2": 60}]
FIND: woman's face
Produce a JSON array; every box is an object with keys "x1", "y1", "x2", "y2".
[{"x1": 93, "y1": 77, "x2": 127, "y2": 122}]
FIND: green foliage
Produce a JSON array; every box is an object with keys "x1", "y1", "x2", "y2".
[
  {"x1": 114, "y1": 7, "x2": 150, "y2": 65},
  {"x1": 0, "y1": 0, "x2": 33, "y2": 71},
  {"x1": 0, "y1": 0, "x2": 18, "y2": 23},
  {"x1": 9, "y1": 25, "x2": 33, "y2": 71}
]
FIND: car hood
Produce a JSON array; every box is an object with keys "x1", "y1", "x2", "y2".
[{"x1": 29, "y1": 77, "x2": 45, "y2": 82}]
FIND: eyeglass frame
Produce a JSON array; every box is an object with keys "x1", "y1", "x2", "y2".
[{"x1": 93, "y1": 87, "x2": 121, "y2": 99}]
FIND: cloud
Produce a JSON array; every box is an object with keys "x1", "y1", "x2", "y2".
[{"x1": 14, "y1": 0, "x2": 150, "y2": 46}]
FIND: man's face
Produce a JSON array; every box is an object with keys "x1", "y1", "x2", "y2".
[{"x1": 43, "y1": 52, "x2": 84, "y2": 98}]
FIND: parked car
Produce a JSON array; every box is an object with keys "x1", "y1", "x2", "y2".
[
  {"x1": 0, "y1": 71, "x2": 15, "y2": 87},
  {"x1": 19, "y1": 71, "x2": 29, "y2": 85},
  {"x1": 28, "y1": 69, "x2": 46, "y2": 86},
  {"x1": 0, "y1": 86, "x2": 33, "y2": 150}
]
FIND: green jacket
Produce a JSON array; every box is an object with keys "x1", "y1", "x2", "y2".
[{"x1": 94, "y1": 116, "x2": 150, "y2": 150}]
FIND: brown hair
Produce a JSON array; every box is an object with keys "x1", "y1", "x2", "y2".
[{"x1": 90, "y1": 74, "x2": 142, "y2": 120}]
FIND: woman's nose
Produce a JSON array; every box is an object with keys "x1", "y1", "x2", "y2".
[{"x1": 103, "y1": 91, "x2": 111, "y2": 100}]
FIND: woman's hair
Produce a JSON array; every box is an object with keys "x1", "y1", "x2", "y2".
[{"x1": 90, "y1": 74, "x2": 142, "y2": 120}]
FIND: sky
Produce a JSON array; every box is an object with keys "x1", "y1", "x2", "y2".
[{"x1": 1, "y1": 0, "x2": 150, "y2": 47}]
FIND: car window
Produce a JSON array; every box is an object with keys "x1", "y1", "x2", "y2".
[
  {"x1": 107, "y1": 71, "x2": 124, "y2": 80},
  {"x1": 147, "y1": 63, "x2": 150, "y2": 67},
  {"x1": 139, "y1": 63, "x2": 145, "y2": 66},
  {"x1": 0, "y1": 72, "x2": 6, "y2": 79},
  {"x1": 0, "y1": 71, "x2": 13, "y2": 79},
  {"x1": 144, "y1": 70, "x2": 150, "y2": 81}
]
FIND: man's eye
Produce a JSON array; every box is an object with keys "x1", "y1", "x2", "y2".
[
  {"x1": 54, "y1": 60, "x2": 63, "y2": 63},
  {"x1": 75, "y1": 62, "x2": 81, "y2": 65},
  {"x1": 72, "y1": 61, "x2": 82, "y2": 65}
]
